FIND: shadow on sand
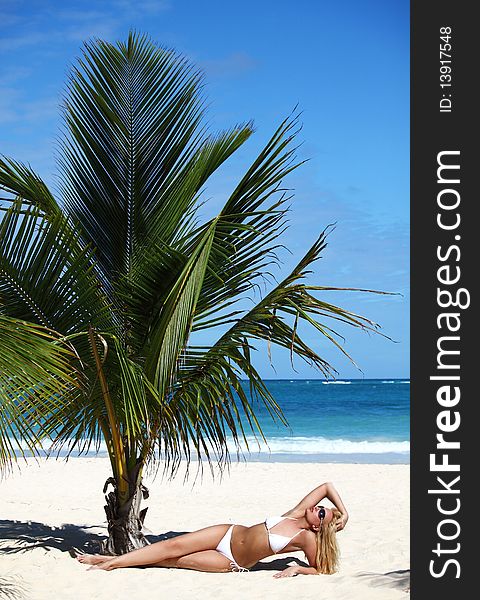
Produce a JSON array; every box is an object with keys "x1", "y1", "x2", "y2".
[
  {"x1": 0, "y1": 575, "x2": 28, "y2": 600},
  {"x1": 0, "y1": 518, "x2": 195, "y2": 555},
  {"x1": 356, "y1": 569, "x2": 410, "y2": 593},
  {"x1": 0, "y1": 519, "x2": 106, "y2": 554}
]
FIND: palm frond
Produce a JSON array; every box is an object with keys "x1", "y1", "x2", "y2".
[
  {"x1": 144, "y1": 219, "x2": 217, "y2": 398},
  {"x1": 0, "y1": 157, "x2": 61, "y2": 216},
  {"x1": 190, "y1": 113, "x2": 303, "y2": 331},
  {"x1": 0, "y1": 316, "x2": 78, "y2": 472},
  {"x1": 59, "y1": 32, "x2": 208, "y2": 279},
  {"x1": 181, "y1": 228, "x2": 383, "y2": 388},
  {"x1": 0, "y1": 198, "x2": 112, "y2": 335}
]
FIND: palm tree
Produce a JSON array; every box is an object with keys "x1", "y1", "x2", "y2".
[{"x1": 0, "y1": 33, "x2": 382, "y2": 555}]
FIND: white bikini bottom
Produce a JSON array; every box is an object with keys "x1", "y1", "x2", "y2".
[{"x1": 215, "y1": 525, "x2": 249, "y2": 572}]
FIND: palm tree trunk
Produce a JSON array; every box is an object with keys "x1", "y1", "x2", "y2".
[{"x1": 100, "y1": 476, "x2": 150, "y2": 555}]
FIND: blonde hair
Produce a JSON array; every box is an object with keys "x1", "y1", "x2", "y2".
[{"x1": 314, "y1": 508, "x2": 341, "y2": 574}]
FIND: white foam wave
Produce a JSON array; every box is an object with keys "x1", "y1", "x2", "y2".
[
  {"x1": 226, "y1": 436, "x2": 409, "y2": 455},
  {"x1": 15, "y1": 436, "x2": 409, "y2": 458},
  {"x1": 322, "y1": 380, "x2": 351, "y2": 385},
  {"x1": 14, "y1": 439, "x2": 111, "y2": 454}
]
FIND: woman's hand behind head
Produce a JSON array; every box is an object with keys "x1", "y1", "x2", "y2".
[{"x1": 336, "y1": 512, "x2": 348, "y2": 532}]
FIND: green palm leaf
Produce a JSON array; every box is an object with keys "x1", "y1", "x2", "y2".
[
  {"x1": 60, "y1": 32, "x2": 208, "y2": 278},
  {"x1": 0, "y1": 157, "x2": 60, "y2": 216},
  {"x1": 0, "y1": 316, "x2": 78, "y2": 471},
  {"x1": 0, "y1": 199, "x2": 112, "y2": 334},
  {"x1": 145, "y1": 219, "x2": 217, "y2": 395}
]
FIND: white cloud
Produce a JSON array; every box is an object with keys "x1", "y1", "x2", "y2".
[
  {"x1": 200, "y1": 52, "x2": 258, "y2": 79},
  {"x1": 111, "y1": 0, "x2": 171, "y2": 15},
  {"x1": 0, "y1": 85, "x2": 59, "y2": 125},
  {"x1": 0, "y1": 30, "x2": 55, "y2": 51},
  {"x1": 0, "y1": 88, "x2": 20, "y2": 124}
]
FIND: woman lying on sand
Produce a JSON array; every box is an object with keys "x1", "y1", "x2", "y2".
[{"x1": 77, "y1": 481, "x2": 348, "y2": 577}]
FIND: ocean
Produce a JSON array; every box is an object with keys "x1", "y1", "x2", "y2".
[
  {"x1": 16, "y1": 378, "x2": 409, "y2": 465},
  {"x1": 230, "y1": 378, "x2": 410, "y2": 464}
]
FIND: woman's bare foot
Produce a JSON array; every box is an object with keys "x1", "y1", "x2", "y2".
[
  {"x1": 87, "y1": 558, "x2": 117, "y2": 571},
  {"x1": 76, "y1": 554, "x2": 111, "y2": 566}
]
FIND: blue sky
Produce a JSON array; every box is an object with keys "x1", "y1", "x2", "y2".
[{"x1": 0, "y1": 0, "x2": 409, "y2": 379}]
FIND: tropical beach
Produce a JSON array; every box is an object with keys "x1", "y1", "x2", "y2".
[
  {"x1": 1, "y1": 4, "x2": 409, "y2": 600},
  {"x1": 1, "y1": 458, "x2": 409, "y2": 600},
  {"x1": 1, "y1": 380, "x2": 410, "y2": 599}
]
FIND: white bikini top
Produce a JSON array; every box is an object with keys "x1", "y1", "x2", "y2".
[{"x1": 264, "y1": 516, "x2": 304, "y2": 553}]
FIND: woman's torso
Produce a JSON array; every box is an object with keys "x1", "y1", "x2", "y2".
[{"x1": 230, "y1": 518, "x2": 311, "y2": 568}]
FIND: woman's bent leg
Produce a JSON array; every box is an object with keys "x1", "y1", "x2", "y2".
[
  {"x1": 83, "y1": 524, "x2": 231, "y2": 571},
  {"x1": 154, "y1": 550, "x2": 232, "y2": 573}
]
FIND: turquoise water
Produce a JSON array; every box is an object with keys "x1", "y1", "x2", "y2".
[{"x1": 230, "y1": 379, "x2": 410, "y2": 463}]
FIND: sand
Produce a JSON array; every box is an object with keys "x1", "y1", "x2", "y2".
[{"x1": 0, "y1": 457, "x2": 409, "y2": 600}]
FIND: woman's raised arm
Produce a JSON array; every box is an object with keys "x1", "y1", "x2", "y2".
[{"x1": 284, "y1": 481, "x2": 349, "y2": 529}]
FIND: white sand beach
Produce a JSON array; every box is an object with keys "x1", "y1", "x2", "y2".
[{"x1": 1, "y1": 458, "x2": 409, "y2": 600}]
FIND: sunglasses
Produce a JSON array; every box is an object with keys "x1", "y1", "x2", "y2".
[{"x1": 318, "y1": 506, "x2": 326, "y2": 520}]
